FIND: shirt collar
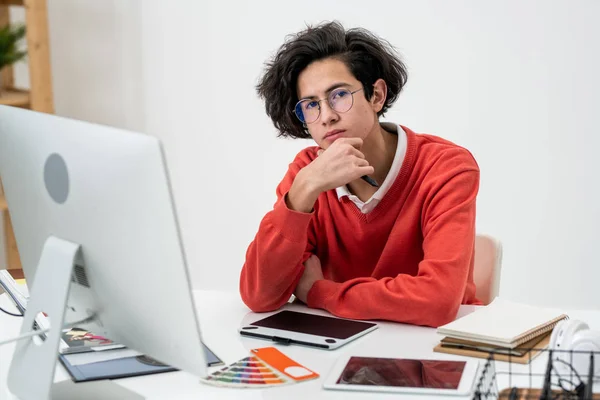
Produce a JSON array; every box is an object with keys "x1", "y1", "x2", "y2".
[{"x1": 335, "y1": 122, "x2": 404, "y2": 201}]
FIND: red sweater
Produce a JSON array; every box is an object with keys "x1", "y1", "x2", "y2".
[{"x1": 240, "y1": 126, "x2": 481, "y2": 327}]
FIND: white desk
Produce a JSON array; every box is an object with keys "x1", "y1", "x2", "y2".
[{"x1": 1, "y1": 290, "x2": 599, "y2": 399}]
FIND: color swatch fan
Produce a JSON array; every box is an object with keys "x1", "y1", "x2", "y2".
[{"x1": 200, "y1": 347, "x2": 319, "y2": 388}]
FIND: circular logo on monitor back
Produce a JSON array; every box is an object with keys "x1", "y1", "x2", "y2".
[{"x1": 44, "y1": 153, "x2": 69, "y2": 204}]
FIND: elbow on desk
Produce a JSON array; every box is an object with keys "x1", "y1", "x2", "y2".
[
  {"x1": 239, "y1": 266, "x2": 300, "y2": 313},
  {"x1": 419, "y1": 297, "x2": 461, "y2": 328},
  {"x1": 239, "y1": 270, "x2": 280, "y2": 313},
  {"x1": 242, "y1": 299, "x2": 281, "y2": 314},
  {"x1": 239, "y1": 288, "x2": 286, "y2": 314},
  {"x1": 427, "y1": 309, "x2": 458, "y2": 328}
]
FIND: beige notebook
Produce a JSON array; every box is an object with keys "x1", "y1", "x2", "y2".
[
  {"x1": 437, "y1": 297, "x2": 568, "y2": 349},
  {"x1": 434, "y1": 332, "x2": 552, "y2": 364}
]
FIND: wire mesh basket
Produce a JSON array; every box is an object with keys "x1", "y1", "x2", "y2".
[{"x1": 473, "y1": 347, "x2": 600, "y2": 399}]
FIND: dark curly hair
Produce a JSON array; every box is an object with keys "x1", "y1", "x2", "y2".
[{"x1": 256, "y1": 21, "x2": 408, "y2": 139}]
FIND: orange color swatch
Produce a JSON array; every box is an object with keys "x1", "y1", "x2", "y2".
[{"x1": 252, "y1": 347, "x2": 319, "y2": 382}]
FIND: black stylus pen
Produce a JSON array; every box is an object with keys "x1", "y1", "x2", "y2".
[{"x1": 361, "y1": 175, "x2": 379, "y2": 187}]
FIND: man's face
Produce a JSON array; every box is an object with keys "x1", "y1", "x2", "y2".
[{"x1": 296, "y1": 58, "x2": 379, "y2": 149}]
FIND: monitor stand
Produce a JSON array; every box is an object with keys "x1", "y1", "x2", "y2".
[{"x1": 6, "y1": 236, "x2": 144, "y2": 400}]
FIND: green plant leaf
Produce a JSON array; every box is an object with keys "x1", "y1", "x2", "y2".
[{"x1": 0, "y1": 24, "x2": 27, "y2": 70}]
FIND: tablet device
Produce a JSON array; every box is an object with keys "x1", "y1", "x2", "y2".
[
  {"x1": 238, "y1": 310, "x2": 378, "y2": 350},
  {"x1": 323, "y1": 355, "x2": 479, "y2": 396}
]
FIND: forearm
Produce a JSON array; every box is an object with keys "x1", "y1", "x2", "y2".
[
  {"x1": 239, "y1": 196, "x2": 314, "y2": 312},
  {"x1": 286, "y1": 169, "x2": 321, "y2": 213},
  {"x1": 307, "y1": 271, "x2": 466, "y2": 327}
]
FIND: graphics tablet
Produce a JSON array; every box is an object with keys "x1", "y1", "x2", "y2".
[
  {"x1": 323, "y1": 355, "x2": 480, "y2": 396},
  {"x1": 238, "y1": 310, "x2": 378, "y2": 350}
]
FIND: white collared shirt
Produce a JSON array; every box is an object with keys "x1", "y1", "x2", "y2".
[{"x1": 335, "y1": 123, "x2": 407, "y2": 214}]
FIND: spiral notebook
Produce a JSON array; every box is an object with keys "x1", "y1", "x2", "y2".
[
  {"x1": 434, "y1": 332, "x2": 553, "y2": 364},
  {"x1": 436, "y1": 297, "x2": 568, "y2": 349}
]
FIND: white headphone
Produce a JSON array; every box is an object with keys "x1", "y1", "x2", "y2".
[{"x1": 550, "y1": 319, "x2": 600, "y2": 381}]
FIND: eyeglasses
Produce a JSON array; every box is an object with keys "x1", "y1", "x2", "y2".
[{"x1": 294, "y1": 88, "x2": 364, "y2": 124}]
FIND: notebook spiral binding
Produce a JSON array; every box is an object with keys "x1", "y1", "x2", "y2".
[
  {"x1": 512, "y1": 316, "x2": 570, "y2": 348},
  {"x1": 473, "y1": 346, "x2": 600, "y2": 400}
]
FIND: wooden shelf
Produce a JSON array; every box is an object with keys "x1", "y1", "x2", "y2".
[
  {"x1": 0, "y1": 1, "x2": 24, "y2": 6},
  {"x1": 8, "y1": 269, "x2": 24, "y2": 279},
  {"x1": 1, "y1": 0, "x2": 52, "y2": 277},
  {"x1": 0, "y1": 88, "x2": 30, "y2": 107}
]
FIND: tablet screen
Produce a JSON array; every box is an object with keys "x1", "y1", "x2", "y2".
[
  {"x1": 336, "y1": 357, "x2": 466, "y2": 389},
  {"x1": 249, "y1": 311, "x2": 376, "y2": 339}
]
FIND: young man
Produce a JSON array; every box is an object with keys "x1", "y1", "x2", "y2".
[{"x1": 240, "y1": 21, "x2": 481, "y2": 327}]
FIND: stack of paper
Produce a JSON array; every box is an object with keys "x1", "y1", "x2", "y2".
[{"x1": 434, "y1": 297, "x2": 568, "y2": 363}]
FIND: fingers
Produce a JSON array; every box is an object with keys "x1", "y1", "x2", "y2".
[
  {"x1": 348, "y1": 146, "x2": 366, "y2": 159},
  {"x1": 319, "y1": 144, "x2": 371, "y2": 169},
  {"x1": 328, "y1": 142, "x2": 366, "y2": 159},
  {"x1": 304, "y1": 254, "x2": 322, "y2": 270},
  {"x1": 327, "y1": 137, "x2": 363, "y2": 150},
  {"x1": 359, "y1": 165, "x2": 375, "y2": 176},
  {"x1": 354, "y1": 158, "x2": 370, "y2": 167},
  {"x1": 304, "y1": 254, "x2": 318, "y2": 266},
  {"x1": 320, "y1": 146, "x2": 365, "y2": 159},
  {"x1": 341, "y1": 137, "x2": 364, "y2": 150},
  {"x1": 352, "y1": 158, "x2": 374, "y2": 178}
]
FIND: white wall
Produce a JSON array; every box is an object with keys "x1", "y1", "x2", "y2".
[{"x1": 15, "y1": 0, "x2": 600, "y2": 309}]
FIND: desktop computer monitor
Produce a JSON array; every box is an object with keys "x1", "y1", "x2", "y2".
[{"x1": 0, "y1": 105, "x2": 207, "y2": 398}]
